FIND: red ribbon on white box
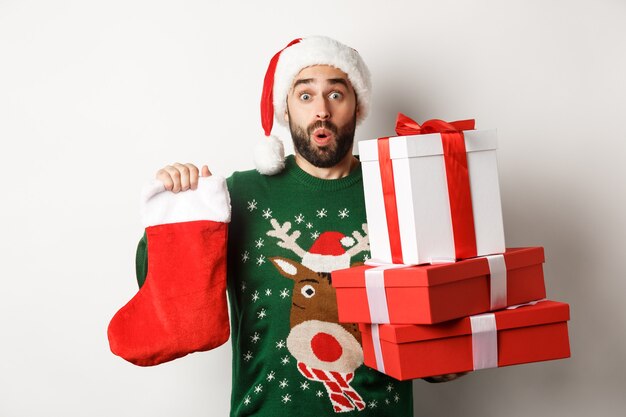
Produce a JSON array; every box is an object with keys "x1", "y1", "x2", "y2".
[
  {"x1": 377, "y1": 114, "x2": 478, "y2": 263},
  {"x1": 376, "y1": 137, "x2": 404, "y2": 264}
]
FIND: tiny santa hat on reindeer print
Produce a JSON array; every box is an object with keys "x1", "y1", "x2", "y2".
[
  {"x1": 301, "y1": 231, "x2": 355, "y2": 273},
  {"x1": 255, "y1": 36, "x2": 372, "y2": 175}
]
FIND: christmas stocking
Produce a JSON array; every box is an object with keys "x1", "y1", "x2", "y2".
[{"x1": 108, "y1": 176, "x2": 231, "y2": 366}]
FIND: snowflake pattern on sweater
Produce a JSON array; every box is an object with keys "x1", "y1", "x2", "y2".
[{"x1": 225, "y1": 156, "x2": 413, "y2": 417}]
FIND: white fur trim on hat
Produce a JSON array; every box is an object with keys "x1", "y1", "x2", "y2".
[
  {"x1": 301, "y1": 252, "x2": 351, "y2": 273},
  {"x1": 140, "y1": 175, "x2": 231, "y2": 227},
  {"x1": 272, "y1": 36, "x2": 372, "y2": 127}
]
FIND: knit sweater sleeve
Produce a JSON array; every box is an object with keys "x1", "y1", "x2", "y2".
[{"x1": 135, "y1": 232, "x2": 148, "y2": 288}]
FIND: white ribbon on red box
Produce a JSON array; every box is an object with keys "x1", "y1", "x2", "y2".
[
  {"x1": 469, "y1": 299, "x2": 546, "y2": 370},
  {"x1": 370, "y1": 316, "x2": 500, "y2": 373},
  {"x1": 470, "y1": 313, "x2": 498, "y2": 370},
  {"x1": 369, "y1": 299, "x2": 546, "y2": 375},
  {"x1": 364, "y1": 264, "x2": 411, "y2": 323},
  {"x1": 370, "y1": 323, "x2": 386, "y2": 373},
  {"x1": 365, "y1": 263, "x2": 413, "y2": 374},
  {"x1": 364, "y1": 254, "x2": 508, "y2": 325},
  {"x1": 486, "y1": 254, "x2": 507, "y2": 310}
]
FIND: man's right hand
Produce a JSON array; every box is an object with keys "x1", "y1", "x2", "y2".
[{"x1": 156, "y1": 163, "x2": 211, "y2": 193}]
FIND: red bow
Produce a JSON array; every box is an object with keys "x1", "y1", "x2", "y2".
[
  {"x1": 378, "y1": 113, "x2": 478, "y2": 263},
  {"x1": 395, "y1": 112, "x2": 475, "y2": 136}
]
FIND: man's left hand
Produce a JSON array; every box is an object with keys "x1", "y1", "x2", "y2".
[{"x1": 422, "y1": 372, "x2": 468, "y2": 383}]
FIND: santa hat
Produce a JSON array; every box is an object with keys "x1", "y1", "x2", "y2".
[
  {"x1": 256, "y1": 36, "x2": 372, "y2": 175},
  {"x1": 301, "y1": 231, "x2": 356, "y2": 273}
]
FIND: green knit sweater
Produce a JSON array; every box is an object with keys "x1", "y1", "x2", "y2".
[{"x1": 136, "y1": 155, "x2": 413, "y2": 416}]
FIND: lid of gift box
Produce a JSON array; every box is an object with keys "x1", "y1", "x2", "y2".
[
  {"x1": 332, "y1": 247, "x2": 544, "y2": 288},
  {"x1": 360, "y1": 300, "x2": 569, "y2": 344},
  {"x1": 358, "y1": 129, "x2": 497, "y2": 162}
]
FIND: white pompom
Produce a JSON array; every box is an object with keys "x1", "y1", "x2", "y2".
[
  {"x1": 341, "y1": 236, "x2": 355, "y2": 247},
  {"x1": 254, "y1": 135, "x2": 285, "y2": 175}
]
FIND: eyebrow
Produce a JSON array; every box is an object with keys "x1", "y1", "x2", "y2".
[
  {"x1": 328, "y1": 78, "x2": 349, "y2": 88},
  {"x1": 292, "y1": 77, "x2": 350, "y2": 90}
]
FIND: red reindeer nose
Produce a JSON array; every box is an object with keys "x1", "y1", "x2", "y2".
[{"x1": 310, "y1": 332, "x2": 343, "y2": 362}]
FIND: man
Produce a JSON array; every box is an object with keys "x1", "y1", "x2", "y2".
[{"x1": 136, "y1": 36, "x2": 456, "y2": 416}]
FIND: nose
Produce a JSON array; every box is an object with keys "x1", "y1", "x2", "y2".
[
  {"x1": 310, "y1": 332, "x2": 343, "y2": 362},
  {"x1": 315, "y1": 98, "x2": 330, "y2": 120}
]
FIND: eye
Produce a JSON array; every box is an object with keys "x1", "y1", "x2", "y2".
[
  {"x1": 301, "y1": 285, "x2": 315, "y2": 298},
  {"x1": 299, "y1": 93, "x2": 311, "y2": 101},
  {"x1": 329, "y1": 92, "x2": 343, "y2": 100}
]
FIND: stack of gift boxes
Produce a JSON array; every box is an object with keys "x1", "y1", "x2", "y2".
[{"x1": 332, "y1": 114, "x2": 571, "y2": 380}]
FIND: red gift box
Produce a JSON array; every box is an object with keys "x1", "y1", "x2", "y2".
[
  {"x1": 332, "y1": 247, "x2": 546, "y2": 324},
  {"x1": 359, "y1": 300, "x2": 571, "y2": 380}
]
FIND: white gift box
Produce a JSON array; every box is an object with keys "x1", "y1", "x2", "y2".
[{"x1": 359, "y1": 128, "x2": 505, "y2": 265}]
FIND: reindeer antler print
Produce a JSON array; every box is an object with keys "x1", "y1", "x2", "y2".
[
  {"x1": 345, "y1": 223, "x2": 370, "y2": 257},
  {"x1": 267, "y1": 219, "x2": 307, "y2": 258}
]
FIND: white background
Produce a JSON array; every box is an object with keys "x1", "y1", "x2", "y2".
[{"x1": 1, "y1": 0, "x2": 625, "y2": 416}]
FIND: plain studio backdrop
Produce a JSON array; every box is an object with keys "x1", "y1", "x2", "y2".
[{"x1": 1, "y1": 0, "x2": 625, "y2": 416}]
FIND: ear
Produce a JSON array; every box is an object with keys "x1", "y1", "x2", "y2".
[
  {"x1": 269, "y1": 256, "x2": 315, "y2": 281},
  {"x1": 284, "y1": 97, "x2": 290, "y2": 123}
]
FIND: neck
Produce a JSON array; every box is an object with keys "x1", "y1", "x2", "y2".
[{"x1": 294, "y1": 151, "x2": 358, "y2": 179}]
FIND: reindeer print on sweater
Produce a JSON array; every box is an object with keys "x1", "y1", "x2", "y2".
[
  {"x1": 268, "y1": 219, "x2": 369, "y2": 412},
  {"x1": 225, "y1": 156, "x2": 413, "y2": 417}
]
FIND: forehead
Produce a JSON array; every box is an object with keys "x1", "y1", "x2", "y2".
[{"x1": 291, "y1": 65, "x2": 352, "y2": 89}]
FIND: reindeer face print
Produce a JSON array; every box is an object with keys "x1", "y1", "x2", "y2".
[
  {"x1": 270, "y1": 257, "x2": 363, "y2": 372},
  {"x1": 289, "y1": 271, "x2": 337, "y2": 327},
  {"x1": 270, "y1": 257, "x2": 361, "y2": 343},
  {"x1": 266, "y1": 219, "x2": 371, "y2": 413}
]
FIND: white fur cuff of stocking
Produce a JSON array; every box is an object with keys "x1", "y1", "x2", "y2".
[{"x1": 140, "y1": 175, "x2": 232, "y2": 227}]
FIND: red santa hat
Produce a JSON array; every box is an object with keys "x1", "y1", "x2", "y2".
[
  {"x1": 256, "y1": 36, "x2": 372, "y2": 175},
  {"x1": 301, "y1": 231, "x2": 356, "y2": 273}
]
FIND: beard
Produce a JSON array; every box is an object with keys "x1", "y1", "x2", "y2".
[{"x1": 289, "y1": 113, "x2": 357, "y2": 169}]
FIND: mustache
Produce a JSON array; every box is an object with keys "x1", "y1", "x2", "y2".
[{"x1": 307, "y1": 120, "x2": 338, "y2": 136}]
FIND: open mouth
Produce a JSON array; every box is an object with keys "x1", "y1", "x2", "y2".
[{"x1": 312, "y1": 128, "x2": 334, "y2": 146}]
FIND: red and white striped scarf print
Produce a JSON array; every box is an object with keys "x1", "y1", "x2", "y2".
[{"x1": 297, "y1": 362, "x2": 366, "y2": 413}]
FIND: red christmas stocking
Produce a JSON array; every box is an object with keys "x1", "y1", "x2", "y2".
[{"x1": 108, "y1": 176, "x2": 231, "y2": 366}]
